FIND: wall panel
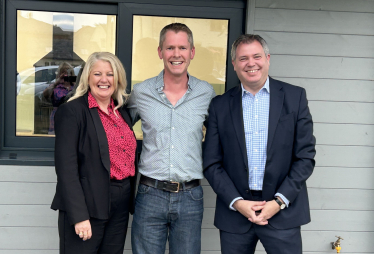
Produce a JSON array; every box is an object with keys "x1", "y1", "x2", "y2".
[
  {"x1": 268, "y1": 55, "x2": 374, "y2": 80},
  {"x1": 261, "y1": 32, "x2": 374, "y2": 58},
  {"x1": 315, "y1": 145, "x2": 374, "y2": 168},
  {"x1": 275, "y1": 78, "x2": 374, "y2": 103},
  {"x1": 256, "y1": 0, "x2": 374, "y2": 13},
  {"x1": 309, "y1": 101, "x2": 374, "y2": 124},
  {"x1": 255, "y1": 8, "x2": 374, "y2": 35}
]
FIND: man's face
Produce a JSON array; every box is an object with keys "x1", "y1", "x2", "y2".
[
  {"x1": 158, "y1": 31, "x2": 195, "y2": 78},
  {"x1": 232, "y1": 41, "x2": 270, "y2": 91}
]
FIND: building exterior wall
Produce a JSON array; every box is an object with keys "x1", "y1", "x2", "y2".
[
  {"x1": 246, "y1": 0, "x2": 374, "y2": 253},
  {"x1": 1, "y1": 0, "x2": 374, "y2": 253}
]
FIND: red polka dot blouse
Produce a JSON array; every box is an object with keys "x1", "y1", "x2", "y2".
[{"x1": 88, "y1": 92, "x2": 136, "y2": 180}]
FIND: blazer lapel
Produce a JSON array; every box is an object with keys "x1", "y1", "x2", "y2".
[
  {"x1": 84, "y1": 94, "x2": 111, "y2": 173},
  {"x1": 119, "y1": 106, "x2": 133, "y2": 131},
  {"x1": 230, "y1": 86, "x2": 249, "y2": 168},
  {"x1": 267, "y1": 78, "x2": 284, "y2": 153}
]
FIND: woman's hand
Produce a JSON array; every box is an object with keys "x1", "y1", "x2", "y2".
[{"x1": 74, "y1": 220, "x2": 92, "y2": 241}]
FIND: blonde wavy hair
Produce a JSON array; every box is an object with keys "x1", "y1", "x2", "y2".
[{"x1": 68, "y1": 52, "x2": 128, "y2": 113}]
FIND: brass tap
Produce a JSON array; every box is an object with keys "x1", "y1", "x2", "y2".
[{"x1": 331, "y1": 236, "x2": 343, "y2": 253}]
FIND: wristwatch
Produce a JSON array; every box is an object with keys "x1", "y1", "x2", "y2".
[{"x1": 274, "y1": 197, "x2": 286, "y2": 210}]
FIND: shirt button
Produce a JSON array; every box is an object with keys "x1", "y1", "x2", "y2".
[
  {"x1": 172, "y1": 127, "x2": 175, "y2": 129},
  {"x1": 121, "y1": 136, "x2": 124, "y2": 139},
  {"x1": 171, "y1": 145, "x2": 174, "y2": 148},
  {"x1": 170, "y1": 164, "x2": 173, "y2": 167},
  {"x1": 123, "y1": 149, "x2": 126, "y2": 152},
  {"x1": 255, "y1": 99, "x2": 258, "y2": 102},
  {"x1": 254, "y1": 184, "x2": 257, "y2": 186},
  {"x1": 254, "y1": 149, "x2": 258, "y2": 152},
  {"x1": 114, "y1": 124, "x2": 117, "y2": 127},
  {"x1": 255, "y1": 132, "x2": 258, "y2": 134},
  {"x1": 254, "y1": 167, "x2": 257, "y2": 170},
  {"x1": 255, "y1": 115, "x2": 258, "y2": 118}
]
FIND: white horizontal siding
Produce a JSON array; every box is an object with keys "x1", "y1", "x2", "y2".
[
  {"x1": 275, "y1": 78, "x2": 374, "y2": 103},
  {"x1": 255, "y1": 8, "x2": 374, "y2": 35},
  {"x1": 268, "y1": 55, "x2": 374, "y2": 80},
  {"x1": 260, "y1": 32, "x2": 374, "y2": 58},
  {"x1": 256, "y1": 0, "x2": 374, "y2": 13},
  {"x1": 308, "y1": 167, "x2": 374, "y2": 189},
  {"x1": 315, "y1": 145, "x2": 374, "y2": 168}
]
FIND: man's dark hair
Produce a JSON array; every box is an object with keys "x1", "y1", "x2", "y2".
[{"x1": 231, "y1": 34, "x2": 269, "y2": 61}]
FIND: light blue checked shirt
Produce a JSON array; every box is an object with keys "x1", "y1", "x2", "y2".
[
  {"x1": 230, "y1": 77, "x2": 289, "y2": 209},
  {"x1": 127, "y1": 71, "x2": 216, "y2": 182}
]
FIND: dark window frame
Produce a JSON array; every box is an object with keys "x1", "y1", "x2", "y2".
[{"x1": 0, "y1": 0, "x2": 244, "y2": 165}]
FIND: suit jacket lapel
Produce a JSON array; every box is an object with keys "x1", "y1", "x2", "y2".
[
  {"x1": 267, "y1": 78, "x2": 284, "y2": 153},
  {"x1": 119, "y1": 106, "x2": 133, "y2": 131},
  {"x1": 84, "y1": 94, "x2": 111, "y2": 173},
  {"x1": 230, "y1": 86, "x2": 249, "y2": 168}
]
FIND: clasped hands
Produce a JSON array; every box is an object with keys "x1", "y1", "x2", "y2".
[{"x1": 233, "y1": 199, "x2": 280, "y2": 225}]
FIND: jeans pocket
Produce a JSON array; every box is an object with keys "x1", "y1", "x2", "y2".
[
  {"x1": 137, "y1": 184, "x2": 150, "y2": 194},
  {"x1": 188, "y1": 186, "x2": 204, "y2": 201}
]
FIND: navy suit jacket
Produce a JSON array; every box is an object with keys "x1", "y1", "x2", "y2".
[
  {"x1": 51, "y1": 93, "x2": 138, "y2": 225},
  {"x1": 203, "y1": 77, "x2": 316, "y2": 233}
]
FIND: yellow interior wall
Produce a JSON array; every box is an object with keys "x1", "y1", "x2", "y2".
[
  {"x1": 16, "y1": 11, "x2": 53, "y2": 134},
  {"x1": 74, "y1": 15, "x2": 116, "y2": 62},
  {"x1": 16, "y1": 11, "x2": 116, "y2": 135},
  {"x1": 131, "y1": 16, "x2": 229, "y2": 139}
]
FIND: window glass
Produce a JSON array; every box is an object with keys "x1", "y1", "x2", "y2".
[
  {"x1": 16, "y1": 10, "x2": 116, "y2": 136},
  {"x1": 132, "y1": 16, "x2": 229, "y2": 139}
]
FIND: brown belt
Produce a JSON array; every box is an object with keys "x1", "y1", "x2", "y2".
[{"x1": 139, "y1": 175, "x2": 200, "y2": 193}]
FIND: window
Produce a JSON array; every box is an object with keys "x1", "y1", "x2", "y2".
[
  {"x1": 131, "y1": 16, "x2": 229, "y2": 140},
  {"x1": 16, "y1": 10, "x2": 116, "y2": 136},
  {"x1": 0, "y1": 0, "x2": 244, "y2": 164}
]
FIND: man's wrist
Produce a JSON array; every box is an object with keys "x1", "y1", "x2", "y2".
[
  {"x1": 230, "y1": 197, "x2": 243, "y2": 211},
  {"x1": 274, "y1": 193, "x2": 290, "y2": 207},
  {"x1": 276, "y1": 196, "x2": 285, "y2": 204},
  {"x1": 274, "y1": 197, "x2": 286, "y2": 210}
]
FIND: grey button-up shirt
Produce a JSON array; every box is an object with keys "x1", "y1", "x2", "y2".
[{"x1": 128, "y1": 71, "x2": 216, "y2": 182}]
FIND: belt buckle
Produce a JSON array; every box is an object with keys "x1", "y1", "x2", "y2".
[{"x1": 169, "y1": 181, "x2": 180, "y2": 192}]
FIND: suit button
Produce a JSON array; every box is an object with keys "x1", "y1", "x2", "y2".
[{"x1": 245, "y1": 190, "x2": 249, "y2": 193}]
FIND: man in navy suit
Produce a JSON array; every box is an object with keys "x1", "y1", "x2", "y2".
[{"x1": 203, "y1": 34, "x2": 316, "y2": 254}]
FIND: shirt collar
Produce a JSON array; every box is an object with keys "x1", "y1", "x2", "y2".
[
  {"x1": 88, "y1": 91, "x2": 115, "y2": 110},
  {"x1": 241, "y1": 76, "x2": 270, "y2": 96},
  {"x1": 155, "y1": 70, "x2": 193, "y2": 92}
]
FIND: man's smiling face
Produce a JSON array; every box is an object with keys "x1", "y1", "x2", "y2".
[
  {"x1": 232, "y1": 40, "x2": 270, "y2": 92},
  {"x1": 158, "y1": 30, "x2": 195, "y2": 78}
]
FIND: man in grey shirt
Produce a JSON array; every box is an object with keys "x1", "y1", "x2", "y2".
[{"x1": 128, "y1": 23, "x2": 216, "y2": 254}]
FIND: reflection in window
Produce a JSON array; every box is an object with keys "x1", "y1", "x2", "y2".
[
  {"x1": 16, "y1": 11, "x2": 116, "y2": 136},
  {"x1": 131, "y1": 16, "x2": 229, "y2": 139}
]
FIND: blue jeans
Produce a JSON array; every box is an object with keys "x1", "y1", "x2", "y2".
[{"x1": 131, "y1": 184, "x2": 204, "y2": 254}]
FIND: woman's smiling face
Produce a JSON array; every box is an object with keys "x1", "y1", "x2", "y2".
[{"x1": 88, "y1": 60, "x2": 115, "y2": 104}]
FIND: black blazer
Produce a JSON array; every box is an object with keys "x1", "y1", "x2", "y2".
[
  {"x1": 51, "y1": 93, "x2": 138, "y2": 225},
  {"x1": 203, "y1": 77, "x2": 316, "y2": 233}
]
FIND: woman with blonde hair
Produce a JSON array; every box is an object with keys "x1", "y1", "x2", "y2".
[{"x1": 51, "y1": 52, "x2": 137, "y2": 254}]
